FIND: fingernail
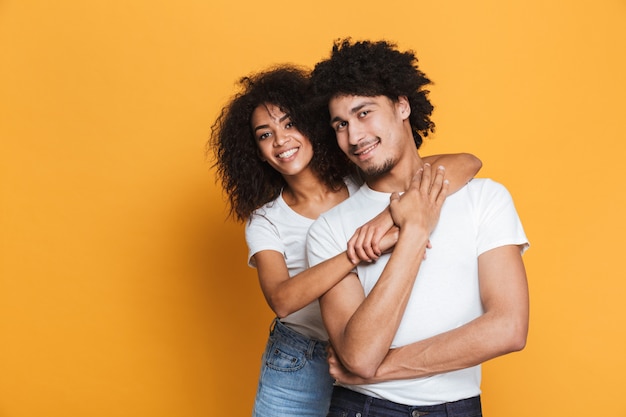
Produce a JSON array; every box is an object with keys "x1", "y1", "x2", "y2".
[{"x1": 438, "y1": 165, "x2": 445, "y2": 170}]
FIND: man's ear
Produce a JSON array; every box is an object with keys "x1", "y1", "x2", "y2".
[{"x1": 397, "y1": 96, "x2": 411, "y2": 120}]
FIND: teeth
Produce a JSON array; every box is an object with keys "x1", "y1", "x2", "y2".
[
  {"x1": 278, "y1": 148, "x2": 297, "y2": 159},
  {"x1": 356, "y1": 142, "x2": 378, "y2": 155}
]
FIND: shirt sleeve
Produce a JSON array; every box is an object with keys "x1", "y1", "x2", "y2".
[
  {"x1": 245, "y1": 212, "x2": 284, "y2": 268},
  {"x1": 306, "y1": 214, "x2": 345, "y2": 268},
  {"x1": 474, "y1": 179, "x2": 529, "y2": 256}
]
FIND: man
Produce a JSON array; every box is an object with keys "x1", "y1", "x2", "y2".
[{"x1": 306, "y1": 39, "x2": 529, "y2": 416}]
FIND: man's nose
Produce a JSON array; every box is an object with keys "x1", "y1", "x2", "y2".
[{"x1": 347, "y1": 122, "x2": 364, "y2": 145}]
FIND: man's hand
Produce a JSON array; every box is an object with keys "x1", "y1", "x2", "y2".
[
  {"x1": 389, "y1": 163, "x2": 449, "y2": 233},
  {"x1": 346, "y1": 164, "x2": 447, "y2": 264},
  {"x1": 327, "y1": 344, "x2": 367, "y2": 385}
]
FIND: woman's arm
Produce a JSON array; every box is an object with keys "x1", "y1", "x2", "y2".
[
  {"x1": 422, "y1": 152, "x2": 482, "y2": 192},
  {"x1": 255, "y1": 218, "x2": 402, "y2": 317},
  {"x1": 253, "y1": 249, "x2": 355, "y2": 318}
]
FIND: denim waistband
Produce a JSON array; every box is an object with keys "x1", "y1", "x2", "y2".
[
  {"x1": 332, "y1": 386, "x2": 482, "y2": 416},
  {"x1": 270, "y1": 318, "x2": 328, "y2": 357}
]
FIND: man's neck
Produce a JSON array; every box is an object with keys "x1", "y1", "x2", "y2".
[{"x1": 366, "y1": 152, "x2": 424, "y2": 193}]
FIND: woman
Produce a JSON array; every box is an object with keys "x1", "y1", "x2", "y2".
[{"x1": 209, "y1": 66, "x2": 481, "y2": 417}]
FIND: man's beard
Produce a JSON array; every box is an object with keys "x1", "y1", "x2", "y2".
[{"x1": 362, "y1": 158, "x2": 395, "y2": 178}]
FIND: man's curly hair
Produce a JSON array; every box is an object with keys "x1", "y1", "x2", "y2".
[
  {"x1": 209, "y1": 65, "x2": 351, "y2": 222},
  {"x1": 310, "y1": 39, "x2": 435, "y2": 149}
]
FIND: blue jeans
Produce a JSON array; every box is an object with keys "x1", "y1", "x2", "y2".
[
  {"x1": 252, "y1": 318, "x2": 334, "y2": 417},
  {"x1": 327, "y1": 386, "x2": 482, "y2": 417}
]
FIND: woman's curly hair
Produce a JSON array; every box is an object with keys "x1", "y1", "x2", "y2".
[
  {"x1": 310, "y1": 39, "x2": 435, "y2": 149},
  {"x1": 209, "y1": 65, "x2": 352, "y2": 222}
]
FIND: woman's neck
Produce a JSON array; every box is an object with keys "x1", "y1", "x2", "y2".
[{"x1": 282, "y1": 170, "x2": 348, "y2": 219}]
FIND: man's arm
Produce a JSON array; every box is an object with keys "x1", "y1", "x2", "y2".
[
  {"x1": 328, "y1": 244, "x2": 529, "y2": 383},
  {"x1": 319, "y1": 166, "x2": 449, "y2": 378}
]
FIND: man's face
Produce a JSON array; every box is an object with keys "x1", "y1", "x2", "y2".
[{"x1": 328, "y1": 95, "x2": 411, "y2": 178}]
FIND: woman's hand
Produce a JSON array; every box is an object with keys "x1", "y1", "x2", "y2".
[{"x1": 347, "y1": 208, "x2": 395, "y2": 264}]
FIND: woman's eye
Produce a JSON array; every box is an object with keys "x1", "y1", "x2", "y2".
[
  {"x1": 285, "y1": 122, "x2": 294, "y2": 129},
  {"x1": 258, "y1": 132, "x2": 271, "y2": 141}
]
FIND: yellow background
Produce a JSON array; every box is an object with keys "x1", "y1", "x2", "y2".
[{"x1": 1, "y1": 0, "x2": 625, "y2": 416}]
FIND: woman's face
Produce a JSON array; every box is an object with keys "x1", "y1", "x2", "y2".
[{"x1": 251, "y1": 103, "x2": 314, "y2": 177}]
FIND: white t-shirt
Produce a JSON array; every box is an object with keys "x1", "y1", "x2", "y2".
[
  {"x1": 245, "y1": 178, "x2": 360, "y2": 341},
  {"x1": 306, "y1": 178, "x2": 529, "y2": 405}
]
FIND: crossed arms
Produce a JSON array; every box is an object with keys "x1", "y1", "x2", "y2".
[{"x1": 315, "y1": 167, "x2": 529, "y2": 382}]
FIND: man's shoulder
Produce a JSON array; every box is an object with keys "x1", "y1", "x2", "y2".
[
  {"x1": 458, "y1": 178, "x2": 519, "y2": 217},
  {"x1": 465, "y1": 177, "x2": 503, "y2": 189},
  {"x1": 463, "y1": 178, "x2": 511, "y2": 197}
]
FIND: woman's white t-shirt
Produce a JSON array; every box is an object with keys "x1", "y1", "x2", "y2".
[{"x1": 245, "y1": 178, "x2": 360, "y2": 341}]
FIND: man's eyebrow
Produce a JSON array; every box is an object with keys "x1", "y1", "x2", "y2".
[
  {"x1": 330, "y1": 101, "x2": 376, "y2": 125},
  {"x1": 330, "y1": 115, "x2": 344, "y2": 125}
]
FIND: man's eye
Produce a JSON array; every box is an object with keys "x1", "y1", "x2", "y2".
[
  {"x1": 335, "y1": 121, "x2": 347, "y2": 131},
  {"x1": 358, "y1": 110, "x2": 370, "y2": 117}
]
